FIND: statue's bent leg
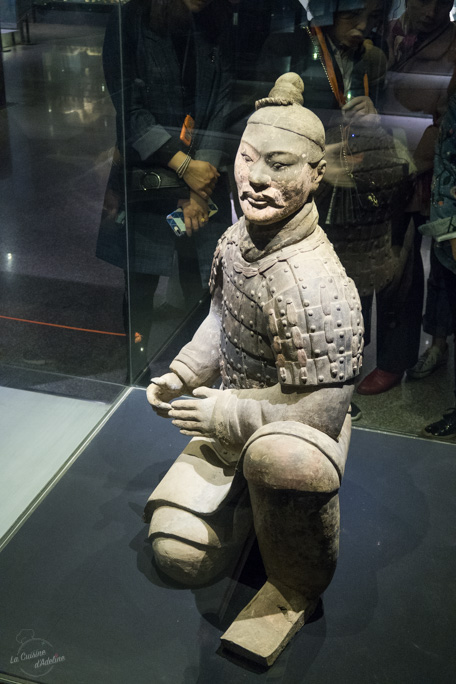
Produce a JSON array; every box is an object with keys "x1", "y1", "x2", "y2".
[
  {"x1": 144, "y1": 437, "x2": 252, "y2": 587},
  {"x1": 221, "y1": 416, "x2": 351, "y2": 666}
]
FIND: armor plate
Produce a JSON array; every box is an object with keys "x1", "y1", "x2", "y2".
[{"x1": 209, "y1": 218, "x2": 364, "y2": 389}]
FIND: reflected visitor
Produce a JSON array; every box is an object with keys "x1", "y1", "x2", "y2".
[
  {"x1": 96, "y1": 0, "x2": 232, "y2": 381},
  {"x1": 258, "y1": 0, "x2": 415, "y2": 410},
  {"x1": 365, "y1": 0, "x2": 456, "y2": 391},
  {"x1": 419, "y1": 80, "x2": 456, "y2": 439}
]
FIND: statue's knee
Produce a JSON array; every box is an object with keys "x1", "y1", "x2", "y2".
[
  {"x1": 149, "y1": 506, "x2": 227, "y2": 586},
  {"x1": 243, "y1": 429, "x2": 340, "y2": 493}
]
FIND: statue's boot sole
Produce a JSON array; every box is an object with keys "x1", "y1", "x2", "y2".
[{"x1": 220, "y1": 579, "x2": 318, "y2": 667}]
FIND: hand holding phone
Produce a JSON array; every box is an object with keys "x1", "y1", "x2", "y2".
[{"x1": 166, "y1": 199, "x2": 218, "y2": 237}]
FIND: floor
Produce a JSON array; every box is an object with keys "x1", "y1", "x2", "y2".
[{"x1": 0, "y1": 388, "x2": 454, "y2": 684}]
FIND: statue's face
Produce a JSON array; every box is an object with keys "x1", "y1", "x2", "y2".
[{"x1": 235, "y1": 123, "x2": 325, "y2": 225}]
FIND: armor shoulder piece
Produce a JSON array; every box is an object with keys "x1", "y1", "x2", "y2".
[{"x1": 264, "y1": 244, "x2": 364, "y2": 387}]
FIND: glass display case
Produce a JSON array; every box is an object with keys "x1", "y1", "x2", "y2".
[{"x1": 1, "y1": 0, "x2": 456, "y2": 680}]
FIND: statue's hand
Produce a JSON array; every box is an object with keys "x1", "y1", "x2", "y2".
[
  {"x1": 146, "y1": 372, "x2": 186, "y2": 417},
  {"x1": 168, "y1": 386, "x2": 220, "y2": 437}
]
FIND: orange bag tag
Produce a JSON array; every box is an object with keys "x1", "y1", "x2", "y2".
[{"x1": 180, "y1": 114, "x2": 195, "y2": 147}]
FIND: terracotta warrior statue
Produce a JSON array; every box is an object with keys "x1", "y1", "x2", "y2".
[{"x1": 144, "y1": 73, "x2": 364, "y2": 666}]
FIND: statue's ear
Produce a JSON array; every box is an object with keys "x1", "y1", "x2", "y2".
[{"x1": 311, "y1": 159, "x2": 326, "y2": 191}]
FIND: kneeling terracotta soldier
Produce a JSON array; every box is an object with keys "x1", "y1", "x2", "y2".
[{"x1": 144, "y1": 73, "x2": 364, "y2": 666}]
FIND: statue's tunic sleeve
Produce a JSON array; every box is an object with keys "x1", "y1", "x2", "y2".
[{"x1": 169, "y1": 229, "x2": 229, "y2": 389}]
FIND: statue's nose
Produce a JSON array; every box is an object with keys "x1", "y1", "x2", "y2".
[{"x1": 248, "y1": 161, "x2": 270, "y2": 188}]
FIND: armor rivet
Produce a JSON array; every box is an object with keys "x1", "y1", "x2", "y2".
[
  {"x1": 257, "y1": 373, "x2": 261, "y2": 378},
  {"x1": 357, "y1": 320, "x2": 360, "y2": 325},
  {"x1": 318, "y1": 375, "x2": 324, "y2": 382},
  {"x1": 234, "y1": 338, "x2": 238, "y2": 344},
  {"x1": 269, "y1": 276, "x2": 273, "y2": 281},
  {"x1": 280, "y1": 309, "x2": 285, "y2": 316},
  {"x1": 249, "y1": 320, "x2": 253, "y2": 326},
  {"x1": 302, "y1": 284, "x2": 307, "y2": 289},
  {"x1": 337, "y1": 321, "x2": 342, "y2": 327},
  {"x1": 294, "y1": 264, "x2": 299, "y2": 269},
  {"x1": 334, "y1": 294, "x2": 338, "y2": 299},
  {"x1": 251, "y1": 303, "x2": 254, "y2": 308},
  {"x1": 260, "y1": 350, "x2": 264, "y2": 355},
  {"x1": 328, "y1": 278, "x2": 333, "y2": 283},
  {"x1": 286, "y1": 332, "x2": 291, "y2": 339},
  {"x1": 284, "y1": 269, "x2": 289, "y2": 273},
  {"x1": 241, "y1": 315, "x2": 244, "y2": 320},
  {"x1": 250, "y1": 331, "x2": 254, "y2": 337},
  {"x1": 315, "y1": 349, "x2": 320, "y2": 355},
  {"x1": 339, "y1": 347, "x2": 344, "y2": 353},
  {"x1": 251, "y1": 290, "x2": 255, "y2": 296},
  {"x1": 308, "y1": 311, "x2": 313, "y2": 316},
  {"x1": 339, "y1": 373, "x2": 345, "y2": 380},
  {"x1": 310, "y1": 325, "x2": 316, "y2": 332},
  {"x1": 340, "y1": 359, "x2": 344, "y2": 364},
  {"x1": 271, "y1": 288, "x2": 276, "y2": 293},
  {"x1": 261, "y1": 302, "x2": 265, "y2": 307},
  {"x1": 336, "y1": 306, "x2": 341, "y2": 311},
  {"x1": 278, "y1": 296, "x2": 283, "y2": 302},
  {"x1": 304, "y1": 300, "x2": 310, "y2": 306},
  {"x1": 340, "y1": 333, "x2": 344, "y2": 338}
]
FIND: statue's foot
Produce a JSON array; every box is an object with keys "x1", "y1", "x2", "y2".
[{"x1": 220, "y1": 579, "x2": 318, "y2": 667}]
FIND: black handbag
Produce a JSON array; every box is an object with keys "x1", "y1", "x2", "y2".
[{"x1": 128, "y1": 166, "x2": 190, "y2": 203}]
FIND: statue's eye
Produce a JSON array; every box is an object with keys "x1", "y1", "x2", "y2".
[
  {"x1": 241, "y1": 153, "x2": 253, "y2": 163},
  {"x1": 271, "y1": 162, "x2": 286, "y2": 170}
]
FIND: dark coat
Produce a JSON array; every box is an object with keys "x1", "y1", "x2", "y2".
[{"x1": 96, "y1": 0, "x2": 232, "y2": 282}]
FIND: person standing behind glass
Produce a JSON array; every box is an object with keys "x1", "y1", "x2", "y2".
[
  {"x1": 257, "y1": 0, "x2": 417, "y2": 413},
  {"x1": 385, "y1": 0, "x2": 456, "y2": 385},
  {"x1": 97, "y1": 0, "x2": 232, "y2": 380},
  {"x1": 419, "y1": 79, "x2": 456, "y2": 439}
]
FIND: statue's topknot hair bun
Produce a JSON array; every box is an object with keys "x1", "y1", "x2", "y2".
[{"x1": 255, "y1": 73, "x2": 304, "y2": 110}]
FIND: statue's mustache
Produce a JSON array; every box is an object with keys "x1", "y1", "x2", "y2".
[{"x1": 240, "y1": 190, "x2": 285, "y2": 208}]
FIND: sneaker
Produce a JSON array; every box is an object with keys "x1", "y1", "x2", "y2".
[
  {"x1": 407, "y1": 345, "x2": 448, "y2": 379},
  {"x1": 422, "y1": 408, "x2": 456, "y2": 441}
]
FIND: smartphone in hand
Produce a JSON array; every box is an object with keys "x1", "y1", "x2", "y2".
[{"x1": 166, "y1": 200, "x2": 218, "y2": 237}]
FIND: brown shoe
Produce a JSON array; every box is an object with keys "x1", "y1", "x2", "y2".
[{"x1": 357, "y1": 368, "x2": 402, "y2": 395}]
